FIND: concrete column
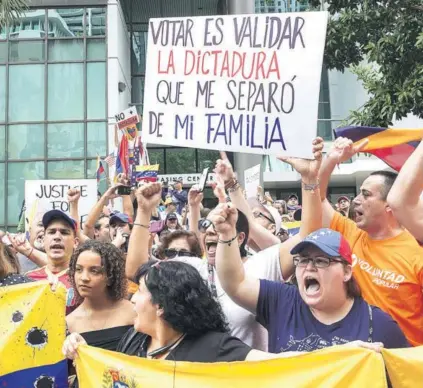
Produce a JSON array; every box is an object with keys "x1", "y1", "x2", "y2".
[{"x1": 227, "y1": 0, "x2": 255, "y2": 15}]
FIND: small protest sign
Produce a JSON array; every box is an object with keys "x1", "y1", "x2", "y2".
[
  {"x1": 143, "y1": 12, "x2": 328, "y2": 158},
  {"x1": 244, "y1": 164, "x2": 261, "y2": 198},
  {"x1": 25, "y1": 179, "x2": 97, "y2": 228},
  {"x1": 115, "y1": 107, "x2": 140, "y2": 130}
]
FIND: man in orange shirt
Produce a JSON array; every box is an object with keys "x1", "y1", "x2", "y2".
[{"x1": 318, "y1": 137, "x2": 423, "y2": 346}]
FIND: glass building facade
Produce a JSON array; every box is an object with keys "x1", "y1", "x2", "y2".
[{"x1": 0, "y1": 7, "x2": 107, "y2": 230}]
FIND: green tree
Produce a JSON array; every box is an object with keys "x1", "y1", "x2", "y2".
[
  {"x1": 324, "y1": 0, "x2": 423, "y2": 127},
  {"x1": 0, "y1": 0, "x2": 28, "y2": 28}
]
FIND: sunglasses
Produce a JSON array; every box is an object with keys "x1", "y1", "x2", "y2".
[
  {"x1": 163, "y1": 248, "x2": 196, "y2": 259},
  {"x1": 198, "y1": 219, "x2": 215, "y2": 233},
  {"x1": 252, "y1": 210, "x2": 275, "y2": 225}
]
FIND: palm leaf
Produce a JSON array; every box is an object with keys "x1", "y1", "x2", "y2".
[{"x1": 0, "y1": 0, "x2": 28, "y2": 28}]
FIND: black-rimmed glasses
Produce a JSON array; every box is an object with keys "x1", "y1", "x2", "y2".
[
  {"x1": 252, "y1": 210, "x2": 275, "y2": 225},
  {"x1": 293, "y1": 256, "x2": 344, "y2": 268}
]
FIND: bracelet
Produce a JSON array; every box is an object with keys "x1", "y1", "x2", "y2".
[
  {"x1": 227, "y1": 183, "x2": 241, "y2": 193},
  {"x1": 218, "y1": 235, "x2": 238, "y2": 246},
  {"x1": 134, "y1": 223, "x2": 149, "y2": 229},
  {"x1": 302, "y1": 180, "x2": 320, "y2": 193},
  {"x1": 27, "y1": 247, "x2": 34, "y2": 258},
  {"x1": 224, "y1": 178, "x2": 238, "y2": 190}
]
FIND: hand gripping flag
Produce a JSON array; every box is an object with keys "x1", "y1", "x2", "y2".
[{"x1": 334, "y1": 126, "x2": 423, "y2": 171}]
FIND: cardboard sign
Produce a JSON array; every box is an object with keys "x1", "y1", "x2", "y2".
[
  {"x1": 143, "y1": 12, "x2": 328, "y2": 158},
  {"x1": 25, "y1": 179, "x2": 97, "y2": 228},
  {"x1": 115, "y1": 106, "x2": 140, "y2": 130},
  {"x1": 244, "y1": 164, "x2": 261, "y2": 199}
]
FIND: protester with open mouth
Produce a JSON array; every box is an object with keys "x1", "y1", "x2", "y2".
[
  {"x1": 213, "y1": 203, "x2": 409, "y2": 353},
  {"x1": 26, "y1": 209, "x2": 79, "y2": 314}
]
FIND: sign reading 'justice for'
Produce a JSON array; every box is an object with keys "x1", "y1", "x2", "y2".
[{"x1": 143, "y1": 13, "x2": 328, "y2": 158}]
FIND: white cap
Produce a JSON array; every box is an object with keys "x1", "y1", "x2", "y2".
[{"x1": 263, "y1": 205, "x2": 282, "y2": 236}]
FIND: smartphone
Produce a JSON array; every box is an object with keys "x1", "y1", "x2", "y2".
[
  {"x1": 198, "y1": 168, "x2": 209, "y2": 192},
  {"x1": 117, "y1": 186, "x2": 132, "y2": 196}
]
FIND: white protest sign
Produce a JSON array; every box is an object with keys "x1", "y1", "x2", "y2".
[
  {"x1": 244, "y1": 164, "x2": 261, "y2": 199},
  {"x1": 25, "y1": 179, "x2": 97, "y2": 228},
  {"x1": 143, "y1": 12, "x2": 328, "y2": 158},
  {"x1": 115, "y1": 106, "x2": 140, "y2": 130}
]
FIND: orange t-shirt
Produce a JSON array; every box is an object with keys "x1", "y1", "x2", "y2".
[{"x1": 331, "y1": 212, "x2": 423, "y2": 346}]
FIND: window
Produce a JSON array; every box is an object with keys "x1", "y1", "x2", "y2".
[
  {"x1": 0, "y1": 66, "x2": 5, "y2": 122},
  {"x1": 147, "y1": 148, "x2": 165, "y2": 174},
  {"x1": 197, "y1": 149, "x2": 220, "y2": 171},
  {"x1": 9, "y1": 64, "x2": 45, "y2": 122},
  {"x1": 1, "y1": 7, "x2": 107, "y2": 228},
  {"x1": 47, "y1": 123, "x2": 84, "y2": 158},
  {"x1": 8, "y1": 124, "x2": 44, "y2": 159},
  {"x1": 8, "y1": 161, "x2": 44, "y2": 224},
  {"x1": 87, "y1": 62, "x2": 106, "y2": 119},
  {"x1": 48, "y1": 63, "x2": 84, "y2": 120},
  {"x1": 165, "y1": 148, "x2": 196, "y2": 174}
]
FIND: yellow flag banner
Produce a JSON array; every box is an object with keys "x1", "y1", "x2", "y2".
[
  {"x1": 0, "y1": 281, "x2": 67, "y2": 387},
  {"x1": 382, "y1": 347, "x2": 423, "y2": 388},
  {"x1": 76, "y1": 345, "x2": 387, "y2": 388}
]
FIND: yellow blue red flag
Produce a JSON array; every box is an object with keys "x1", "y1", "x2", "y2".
[
  {"x1": 0, "y1": 281, "x2": 67, "y2": 387},
  {"x1": 76, "y1": 345, "x2": 387, "y2": 388},
  {"x1": 334, "y1": 126, "x2": 423, "y2": 171}
]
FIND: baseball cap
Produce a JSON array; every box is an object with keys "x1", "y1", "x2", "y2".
[
  {"x1": 290, "y1": 228, "x2": 352, "y2": 264},
  {"x1": 337, "y1": 196, "x2": 350, "y2": 203},
  {"x1": 288, "y1": 194, "x2": 298, "y2": 200},
  {"x1": 42, "y1": 210, "x2": 77, "y2": 232},
  {"x1": 110, "y1": 212, "x2": 133, "y2": 225},
  {"x1": 166, "y1": 212, "x2": 178, "y2": 221}
]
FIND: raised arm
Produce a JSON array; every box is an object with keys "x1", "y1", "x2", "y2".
[
  {"x1": 214, "y1": 153, "x2": 280, "y2": 251},
  {"x1": 67, "y1": 189, "x2": 90, "y2": 243},
  {"x1": 318, "y1": 137, "x2": 368, "y2": 227},
  {"x1": 8, "y1": 233, "x2": 48, "y2": 267},
  {"x1": 126, "y1": 182, "x2": 162, "y2": 279},
  {"x1": 387, "y1": 139, "x2": 423, "y2": 242},
  {"x1": 213, "y1": 203, "x2": 260, "y2": 313},
  {"x1": 83, "y1": 184, "x2": 122, "y2": 238},
  {"x1": 187, "y1": 185, "x2": 203, "y2": 239},
  {"x1": 275, "y1": 137, "x2": 324, "y2": 279}
]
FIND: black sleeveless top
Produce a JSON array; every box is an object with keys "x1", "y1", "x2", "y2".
[{"x1": 80, "y1": 325, "x2": 133, "y2": 351}]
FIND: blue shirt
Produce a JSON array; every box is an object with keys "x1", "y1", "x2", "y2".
[{"x1": 257, "y1": 280, "x2": 409, "y2": 353}]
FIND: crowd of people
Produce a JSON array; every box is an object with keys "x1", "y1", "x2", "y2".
[{"x1": 1, "y1": 135, "x2": 423, "y2": 385}]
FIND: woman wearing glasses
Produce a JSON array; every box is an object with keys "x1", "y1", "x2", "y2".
[
  {"x1": 155, "y1": 230, "x2": 202, "y2": 260},
  {"x1": 213, "y1": 201, "x2": 409, "y2": 353}
]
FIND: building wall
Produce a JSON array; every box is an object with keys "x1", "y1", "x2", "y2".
[{"x1": 107, "y1": 0, "x2": 131, "y2": 152}]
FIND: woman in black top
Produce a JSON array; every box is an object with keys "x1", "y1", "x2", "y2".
[{"x1": 64, "y1": 260, "x2": 297, "y2": 363}]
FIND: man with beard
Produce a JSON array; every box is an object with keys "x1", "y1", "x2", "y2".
[
  {"x1": 318, "y1": 136, "x2": 423, "y2": 347},
  {"x1": 26, "y1": 209, "x2": 79, "y2": 314}
]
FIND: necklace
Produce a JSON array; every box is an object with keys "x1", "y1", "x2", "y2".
[{"x1": 147, "y1": 333, "x2": 186, "y2": 359}]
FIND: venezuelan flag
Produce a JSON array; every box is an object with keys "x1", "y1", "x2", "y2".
[
  {"x1": 0, "y1": 281, "x2": 67, "y2": 387},
  {"x1": 282, "y1": 221, "x2": 301, "y2": 237},
  {"x1": 96, "y1": 156, "x2": 105, "y2": 182},
  {"x1": 115, "y1": 135, "x2": 129, "y2": 176},
  {"x1": 334, "y1": 126, "x2": 423, "y2": 171},
  {"x1": 136, "y1": 164, "x2": 159, "y2": 183}
]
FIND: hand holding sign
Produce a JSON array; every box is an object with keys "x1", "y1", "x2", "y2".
[
  {"x1": 277, "y1": 137, "x2": 324, "y2": 181},
  {"x1": 188, "y1": 184, "x2": 204, "y2": 208},
  {"x1": 329, "y1": 137, "x2": 369, "y2": 164}
]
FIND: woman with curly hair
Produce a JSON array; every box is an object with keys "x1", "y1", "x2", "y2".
[
  {"x1": 155, "y1": 229, "x2": 202, "y2": 260},
  {"x1": 66, "y1": 240, "x2": 135, "y2": 352},
  {"x1": 64, "y1": 260, "x2": 298, "y2": 362}
]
